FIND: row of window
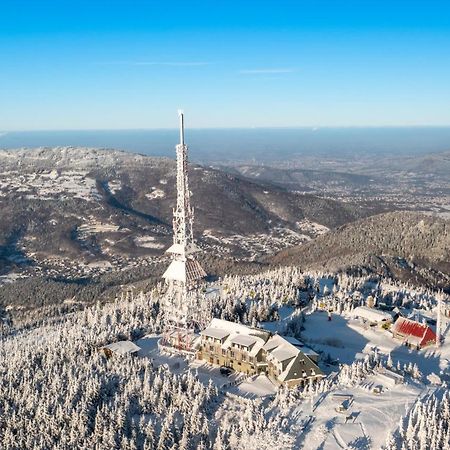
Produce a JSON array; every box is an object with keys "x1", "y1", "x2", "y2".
[{"x1": 202, "y1": 345, "x2": 255, "y2": 363}]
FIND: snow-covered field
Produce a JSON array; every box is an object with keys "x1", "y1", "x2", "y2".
[
  {"x1": 133, "y1": 304, "x2": 450, "y2": 449},
  {"x1": 0, "y1": 169, "x2": 102, "y2": 201},
  {"x1": 134, "y1": 236, "x2": 165, "y2": 249}
]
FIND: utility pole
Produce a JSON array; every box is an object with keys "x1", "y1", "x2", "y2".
[{"x1": 436, "y1": 292, "x2": 443, "y2": 348}]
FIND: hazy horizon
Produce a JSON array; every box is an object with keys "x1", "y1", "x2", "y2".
[{"x1": 1, "y1": 126, "x2": 449, "y2": 162}]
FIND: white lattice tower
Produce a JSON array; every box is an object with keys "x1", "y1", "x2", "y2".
[{"x1": 162, "y1": 111, "x2": 206, "y2": 327}]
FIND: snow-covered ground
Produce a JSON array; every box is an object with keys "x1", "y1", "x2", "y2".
[
  {"x1": 302, "y1": 310, "x2": 449, "y2": 379},
  {"x1": 299, "y1": 379, "x2": 421, "y2": 449},
  {"x1": 0, "y1": 169, "x2": 102, "y2": 201},
  {"x1": 136, "y1": 334, "x2": 277, "y2": 398},
  {"x1": 133, "y1": 236, "x2": 165, "y2": 249},
  {"x1": 132, "y1": 301, "x2": 450, "y2": 448}
]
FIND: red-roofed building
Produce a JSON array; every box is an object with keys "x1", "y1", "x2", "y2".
[{"x1": 392, "y1": 317, "x2": 436, "y2": 349}]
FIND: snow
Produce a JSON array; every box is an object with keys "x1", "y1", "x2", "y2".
[
  {"x1": 230, "y1": 334, "x2": 258, "y2": 347},
  {"x1": 201, "y1": 327, "x2": 231, "y2": 340},
  {"x1": 103, "y1": 340, "x2": 141, "y2": 355},
  {"x1": 0, "y1": 169, "x2": 101, "y2": 201},
  {"x1": 228, "y1": 375, "x2": 277, "y2": 398},
  {"x1": 107, "y1": 179, "x2": 121, "y2": 194},
  {"x1": 133, "y1": 236, "x2": 164, "y2": 249},
  {"x1": 281, "y1": 336, "x2": 304, "y2": 346},
  {"x1": 3, "y1": 268, "x2": 449, "y2": 449},
  {"x1": 296, "y1": 218, "x2": 330, "y2": 236},
  {"x1": 351, "y1": 306, "x2": 394, "y2": 323},
  {"x1": 301, "y1": 381, "x2": 421, "y2": 449},
  {"x1": 145, "y1": 188, "x2": 165, "y2": 200},
  {"x1": 300, "y1": 308, "x2": 450, "y2": 385},
  {"x1": 270, "y1": 346, "x2": 298, "y2": 362},
  {"x1": 334, "y1": 423, "x2": 366, "y2": 448}
]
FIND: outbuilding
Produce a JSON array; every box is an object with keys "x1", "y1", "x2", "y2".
[
  {"x1": 392, "y1": 317, "x2": 436, "y2": 349},
  {"x1": 102, "y1": 340, "x2": 141, "y2": 357},
  {"x1": 351, "y1": 306, "x2": 394, "y2": 325}
]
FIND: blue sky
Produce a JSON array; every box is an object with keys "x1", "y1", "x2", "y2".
[{"x1": 1, "y1": 0, "x2": 450, "y2": 130}]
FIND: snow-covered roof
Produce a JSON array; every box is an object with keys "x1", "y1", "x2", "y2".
[
  {"x1": 201, "y1": 327, "x2": 230, "y2": 340},
  {"x1": 202, "y1": 319, "x2": 269, "y2": 357},
  {"x1": 281, "y1": 336, "x2": 305, "y2": 347},
  {"x1": 351, "y1": 306, "x2": 393, "y2": 322},
  {"x1": 103, "y1": 341, "x2": 141, "y2": 355},
  {"x1": 278, "y1": 353, "x2": 324, "y2": 382},
  {"x1": 230, "y1": 334, "x2": 257, "y2": 347},
  {"x1": 392, "y1": 317, "x2": 436, "y2": 346},
  {"x1": 270, "y1": 346, "x2": 298, "y2": 363},
  {"x1": 209, "y1": 318, "x2": 257, "y2": 335},
  {"x1": 200, "y1": 319, "x2": 324, "y2": 382},
  {"x1": 262, "y1": 334, "x2": 286, "y2": 352},
  {"x1": 301, "y1": 346, "x2": 319, "y2": 357}
]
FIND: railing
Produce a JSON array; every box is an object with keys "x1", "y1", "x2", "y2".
[{"x1": 158, "y1": 338, "x2": 196, "y2": 357}]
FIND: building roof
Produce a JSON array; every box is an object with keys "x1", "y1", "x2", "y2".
[
  {"x1": 162, "y1": 259, "x2": 186, "y2": 283},
  {"x1": 204, "y1": 319, "x2": 269, "y2": 357},
  {"x1": 270, "y1": 346, "x2": 298, "y2": 363},
  {"x1": 352, "y1": 306, "x2": 394, "y2": 322},
  {"x1": 392, "y1": 317, "x2": 436, "y2": 346},
  {"x1": 209, "y1": 318, "x2": 271, "y2": 341},
  {"x1": 281, "y1": 336, "x2": 305, "y2": 347},
  {"x1": 201, "y1": 327, "x2": 230, "y2": 340},
  {"x1": 103, "y1": 341, "x2": 141, "y2": 355},
  {"x1": 262, "y1": 337, "x2": 281, "y2": 352},
  {"x1": 230, "y1": 334, "x2": 257, "y2": 347},
  {"x1": 279, "y1": 353, "x2": 324, "y2": 382},
  {"x1": 301, "y1": 346, "x2": 319, "y2": 357}
]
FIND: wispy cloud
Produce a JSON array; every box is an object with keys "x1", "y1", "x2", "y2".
[
  {"x1": 97, "y1": 61, "x2": 210, "y2": 67},
  {"x1": 239, "y1": 68, "x2": 296, "y2": 75}
]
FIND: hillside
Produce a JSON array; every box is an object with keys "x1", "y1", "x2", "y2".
[
  {"x1": 271, "y1": 211, "x2": 450, "y2": 290},
  {"x1": 221, "y1": 150, "x2": 450, "y2": 217},
  {"x1": 0, "y1": 147, "x2": 372, "y2": 318},
  {"x1": 0, "y1": 147, "x2": 368, "y2": 269}
]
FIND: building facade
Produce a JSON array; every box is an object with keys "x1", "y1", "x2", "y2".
[{"x1": 197, "y1": 319, "x2": 324, "y2": 388}]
